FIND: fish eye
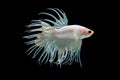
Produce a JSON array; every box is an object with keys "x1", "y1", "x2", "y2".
[{"x1": 88, "y1": 30, "x2": 92, "y2": 34}]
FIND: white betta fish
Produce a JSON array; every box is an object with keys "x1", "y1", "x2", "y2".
[{"x1": 24, "y1": 8, "x2": 94, "y2": 67}]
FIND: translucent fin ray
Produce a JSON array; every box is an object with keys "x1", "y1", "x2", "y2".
[
  {"x1": 47, "y1": 8, "x2": 64, "y2": 24},
  {"x1": 39, "y1": 12, "x2": 62, "y2": 25}
]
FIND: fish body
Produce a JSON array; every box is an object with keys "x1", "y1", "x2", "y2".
[{"x1": 53, "y1": 25, "x2": 94, "y2": 40}]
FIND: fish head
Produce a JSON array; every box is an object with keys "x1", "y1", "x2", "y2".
[{"x1": 78, "y1": 26, "x2": 94, "y2": 39}]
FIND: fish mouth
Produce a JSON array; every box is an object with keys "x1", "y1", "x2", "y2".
[
  {"x1": 91, "y1": 30, "x2": 94, "y2": 35},
  {"x1": 88, "y1": 30, "x2": 94, "y2": 37}
]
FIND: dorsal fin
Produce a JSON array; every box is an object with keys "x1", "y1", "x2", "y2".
[{"x1": 38, "y1": 8, "x2": 68, "y2": 27}]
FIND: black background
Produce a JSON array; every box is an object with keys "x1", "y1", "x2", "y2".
[{"x1": 3, "y1": 0, "x2": 100, "y2": 80}]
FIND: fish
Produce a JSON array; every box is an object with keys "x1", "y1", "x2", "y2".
[{"x1": 23, "y1": 8, "x2": 94, "y2": 67}]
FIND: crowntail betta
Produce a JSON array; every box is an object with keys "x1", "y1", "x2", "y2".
[{"x1": 23, "y1": 8, "x2": 94, "y2": 67}]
